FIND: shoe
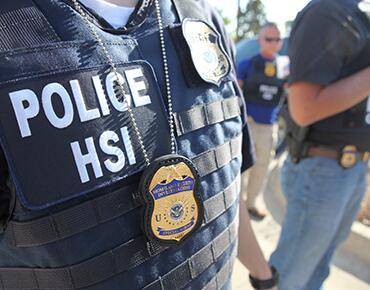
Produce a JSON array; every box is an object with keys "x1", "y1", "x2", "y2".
[{"x1": 247, "y1": 207, "x2": 267, "y2": 220}]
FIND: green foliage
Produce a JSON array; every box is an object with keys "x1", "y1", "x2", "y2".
[
  {"x1": 215, "y1": 8, "x2": 231, "y2": 27},
  {"x1": 236, "y1": 0, "x2": 267, "y2": 42}
]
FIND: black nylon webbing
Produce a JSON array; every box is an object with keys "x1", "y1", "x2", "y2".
[
  {"x1": 5, "y1": 184, "x2": 137, "y2": 247},
  {"x1": 201, "y1": 248, "x2": 236, "y2": 290},
  {"x1": 204, "y1": 174, "x2": 240, "y2": 224},
  {"x1": 141, "y1": 219, "x2": 238, "y2": 290},
  {"x1": 0, "y1": 207, "x2": 238, "y2": 290},
  {"x1": 0, "y1": 2, "x2": 60, "y2": 52},
  {"x1": 6, "y1": 134, "x2": 241, "y2": 248},
  {"x1": 193, "y1": 134, "x2": 242, "y2": 177},
  {"x1": 173, "y1": 97, "x2": 240, "y2": 136}
]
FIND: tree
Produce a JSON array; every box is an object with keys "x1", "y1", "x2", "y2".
[
  {"x1": 236, "y1": 0, "x2": 267, "y2": 43},
  {"x1": 215, "y1": 8, "x2": 231, "y2": 28}
]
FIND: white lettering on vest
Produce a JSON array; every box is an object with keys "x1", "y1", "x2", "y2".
[
  {"x1": 125, "y1": 68, "x2": 151, "y2": 107},
  {"x1": 99, "y1": 131, "x2": 126, "y2": 173},
  {"x1": 121, "y1": 126, "x2": 136, "y2": 165},
  {"x1": 42, "y1": 83, "x2": 74, "y2": 129},
  {"x1": 9, "y1": 89, "x2": 40, "y2": 138},
  {"x1": 105, "y1": 72, "x2": 132, "y2": 112},
  {"x1": 8, "y1": 66, "x2": 153, "y2": 138},
  {"x1": 70, "y1": 126, "x2": 136, "y2": 184},
  {"x1": 70, "y1": 79, "x2": 101, "y2": 122},
  {"x1": 259, "y1": 84, "x2": 278, "y2": 101},
  {"x1": 71, "y1": 136, "x2": 103, "y2": 183},
  {"x1": 92, "y1": 75, "x2": 110, "y2": 116}
]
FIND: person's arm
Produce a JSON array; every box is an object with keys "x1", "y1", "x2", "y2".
[
  {"x1": 289, "y1": 66, "x2": 370, "y2": 126},
  {"x1": 238, "y1": 79, "x2": 244, "y2": 89},
  {"x1": 238, "y1": 196, "x2": 277, "y2": 290},
  {"x1": 237, "y1": 59, "x2": 250, "y2": 91}
]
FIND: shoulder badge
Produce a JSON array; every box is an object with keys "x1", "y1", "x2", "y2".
[{"x1": 182, "y1": 18, "x2": 231, "y2": 86}]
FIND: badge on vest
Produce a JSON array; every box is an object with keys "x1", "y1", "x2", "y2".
[
  {"x1": 182, "y1": 19, "x2": 231, "y2": 86},
  {"x1": 264, "y1": 62, "x2": 276, "y2": 77},
  {"x1": 139, "y1": 155, "x2": 203, "y2": 245}
]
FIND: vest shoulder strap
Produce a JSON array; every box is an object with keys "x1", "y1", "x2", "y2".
[
  {"x1": 0, "y1": 0, "x2": 60, "y2": 52},
  {"x1": 171, "y1": 0, "x2": 208, "y2": 22},
  {"x1": 0, "y1": 0, "x2": 34, "y2": 14}
]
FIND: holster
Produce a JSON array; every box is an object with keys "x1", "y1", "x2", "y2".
[{"x1": 281, "y1": 104, "x2": 310, "y2": 163}]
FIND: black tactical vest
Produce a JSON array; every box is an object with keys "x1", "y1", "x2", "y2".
[
  {"x1": 243, "y1": 55, "x2": 286, "y2": 106},
  {"x1": 0, "y1": 0, "x2": 244, "y2": 289}
]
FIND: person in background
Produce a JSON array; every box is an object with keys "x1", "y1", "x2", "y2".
[
  {"x1": 270, "y1": 0, "x2": 370, "y2": 289},
  {"x1": 237, "y1": 22, "x2": 289, "y2": 220}
]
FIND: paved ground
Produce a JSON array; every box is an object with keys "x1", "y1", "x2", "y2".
[{"x1": 231, "y1": 199, "x2": 370, "y2": 290}]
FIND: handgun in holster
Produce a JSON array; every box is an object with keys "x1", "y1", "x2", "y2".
[{"x1": 280, "y1": 104, "x2": 310, "y2": 164}]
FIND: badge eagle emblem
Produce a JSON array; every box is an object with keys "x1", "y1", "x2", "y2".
[
  {"x1": 182, "y1": 19, "x2": 231, "y2": 86},
  {"x1": 139, "y1": 155, "x2": 203, "y2": 245}
]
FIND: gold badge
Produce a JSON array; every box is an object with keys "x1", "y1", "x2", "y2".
[
  {"x1": 139, "y1": 155, "x2": 203, "y2": 245},
  {"x1": 340, "y1": 145, "x2": 357, "y2": 168},
  {"x1": 182, "y1": 19, "x2": 231, "y2": 86},
  {"x1": 264, "y1": 62, "x2": 276, "y2": 77}
]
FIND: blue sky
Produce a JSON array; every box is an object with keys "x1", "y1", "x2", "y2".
[{"x1": 211, "y1": 0, "x2": 311, "y2": 35}]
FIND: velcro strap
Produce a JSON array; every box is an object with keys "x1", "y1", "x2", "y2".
[
  {"x1": 5, "y1": 184, "x2": 137, "y2": 247},
  {"x1": 204, "y1": 174, "x2": 240, "y2": 223},
  {"x1": 6, "y1": 135, "x2": 241, "y2": 248},
  {"x1": 202, "y1": 246, "x2": 236, "y2": 290},
  {"x1": 141, "y1": 219, "x2": 238, "y2": 290},
  {"x1": 193, "y1": 133, "x2": 242, "y2": 177},
  {"x1": 0, "y1": 5, "x2": 60, "y2": 51},
  {"x1": 0, "y1": 203, "x2": 238, "y2": 290},
  {"x1": 174, "y1": 97, "x2": 240, "y2": 136}
]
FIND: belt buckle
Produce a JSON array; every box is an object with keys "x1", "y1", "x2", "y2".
[{"x1": 339, "y1": 145, "x2": 357, "y2": 169}]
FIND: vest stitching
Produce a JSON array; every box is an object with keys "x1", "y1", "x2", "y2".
[
  {"x1": 67, "y1": 267, "x2": 76, "y2": 289},
  {"x1": 49, "y1": 215, "x2": 61, "y2": 239},
  {"x1": 91, "y1": 199, "x2": 101, "y2": 224},
  {"x1": 32, "y1": 269, "x2": 40, "y2": 289},
  {"x1": 0, "y1": 271, "x2": 4, "y2": 290}
]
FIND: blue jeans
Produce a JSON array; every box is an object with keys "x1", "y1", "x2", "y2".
[{"x1": 270, "y1": 156, "x2": 367, "y2": 290}]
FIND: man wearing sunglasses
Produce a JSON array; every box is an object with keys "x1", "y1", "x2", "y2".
[
  {"x1": 270, "y1": 0, "x2": 370, "y2": 289},
  {"x1": 237, "y1": 23, "x2": 289, "y2": 220}
]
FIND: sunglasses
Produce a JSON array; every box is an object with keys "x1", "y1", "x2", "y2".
[{"x1": 264, "y1": 37, "x2": 281, "y2": 43}]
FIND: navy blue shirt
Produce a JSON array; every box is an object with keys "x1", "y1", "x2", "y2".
[{"x1": 237, "y1": 54, "x2": 281, "y2": 124}]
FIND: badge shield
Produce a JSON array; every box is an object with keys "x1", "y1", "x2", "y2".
[
  {"x1": 264, "y1": 62, "x2": 276, "y2": 77},
  {"x1": 182, "y1": 19, "x2": 231, "y2": 86},
  {"x1": 139, "y1": 155, "x2": 203, "y2": 245}
]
